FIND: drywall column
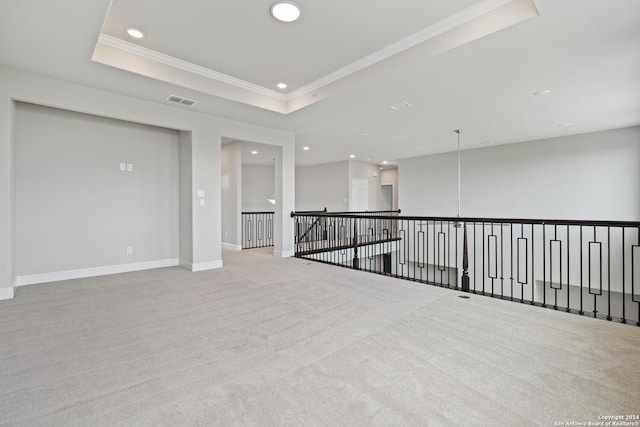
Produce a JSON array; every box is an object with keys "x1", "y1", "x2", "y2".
[
  {"x1": 274, "y1": 142, "x2": 295, "y2": 257},
  {"x1": 190, "y1": 130, "x2": 224, "y2": 270},
  {"x1": 0, "y1": 97, "x2": 14, "y2": 299},
  {"x1": 178, "y1": 131, "x2": 193, "y2": 268},
  {"x1": 221, "y1": 140, "x2": 242, "y2": 251}
]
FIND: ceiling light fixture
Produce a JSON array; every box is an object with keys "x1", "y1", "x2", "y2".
[
  {"x1": 276, "y1": 82, "x2": 287, "y2": 90},
  {"x1": 302, "y1": 146, "x2": 310, "y2": 151},
  {"x1": 270, "y1": 1, "x2": 301, "y2": 22},
  {"x1": 349, "y1": 154, "x2": 356, "y2": 158},
  {"x1": 251, "y1": 150, "x2": 258, "y2": 154},
  {"x1": 382, "y1": 160, "x2": 388, "y2": 164},
  {"x1": 126, "y1": 27, "x2": 145, "y2": 39},
  {"x1": 533, "y1": 89, "x2": 551, "y2": 96},
  {"x1": 559, "y1": 122, "x2": 574, "y2": 127}
]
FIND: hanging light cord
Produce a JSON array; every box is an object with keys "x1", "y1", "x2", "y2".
[{"x1": 455, "y1": 129, "x2": 462, "y2": 218}]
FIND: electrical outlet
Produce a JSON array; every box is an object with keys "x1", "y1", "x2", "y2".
[
  {"x1": 120, "y1": 163, "x2": 126, "y2": 171},
  {"x1": 126, "y1": 246, "x2": 133, "y2": 255},
  {"x1": 126, "y1": 163, "x2": 133, "y2": 172}
]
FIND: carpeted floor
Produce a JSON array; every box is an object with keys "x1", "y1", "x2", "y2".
[{"x1": 1, "y1": 248, "x2": 639, "y2": 426}]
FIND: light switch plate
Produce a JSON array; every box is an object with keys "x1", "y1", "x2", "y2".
[
  {"x1": 197, "y1": 190, "x2": 205, "y2": 198},
  {"x1": 199, "y1": 199, "x2": 206, "y2": 207},
  {"x1": 120, "y1": 163, "x2": 126, "y2": 171},
  {"x1": 126, "y1": 163, "x2": 133, "y2": 172}
]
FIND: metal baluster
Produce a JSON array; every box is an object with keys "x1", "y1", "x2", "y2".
[
  {"x1": 352, "y1": 218, "x2": 359, "y2": 269},
  {"x1": 580, "y1": 225, "x2": 584, "y2": 314},
  {"x1": 607, "y1": 226, "x2": 612, "y2": 321},
  {"x1": 462, "y1": 222, "x2": 470, "y2": 292}
]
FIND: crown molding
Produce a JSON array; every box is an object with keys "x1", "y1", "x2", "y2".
[
  {"x1": 98, "y1": 34, "x2": 288, "y2": 102},
  {"x1": 93, "y1": 0, "x2": 535, "y2": 114}
]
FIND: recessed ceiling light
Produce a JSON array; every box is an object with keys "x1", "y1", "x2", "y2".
[
  {"x1": 126, "y1": 27, "x2": 145, "y2": 39},
  {"x1": 533, "y1": 89, "x2": 551, "y2": 96},
  {"x1": 382, "y1": 160, "x2": 388, "y2": 164},
  {"x1": 302, "y1": 146, "x2": 310, "y2": 151},
  {"x1": 349, "y1": 154, "x2": 356, "y2": 158},
  {"x1": 270, "y1": 2, "x2": 301, "y2": 22},
  {"x1": 559, "y1": 122, "x2": 574, "y2": 127},
  {"x1": 276, "y1": 82, "x2": 287, "y2": 90},
  {"x1": 359, "y1": 133, "x2": 369, "y2": 137},
  {"x1": 251, "y1": 150, "x2": 258, "y2": 154}
]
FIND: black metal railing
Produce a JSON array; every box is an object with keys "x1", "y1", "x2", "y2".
[
  {"x1": 291, "y1": 211, "x2": 640, "y2": 326},
  {"x1": 242, "y1": 211, "x2": 274, "y2": 249},
  {"x1": 295, "y1": 209, "x2": 400, "y2": 245}
]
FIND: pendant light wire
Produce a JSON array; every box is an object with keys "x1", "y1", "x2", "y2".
[{"x1": 455, "y1": 129, "x2": 462, "y2": 218}]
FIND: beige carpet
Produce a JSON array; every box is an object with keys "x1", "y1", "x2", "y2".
[{"x1": 1, "y1": 248, "x2": 639, "y2": 426}]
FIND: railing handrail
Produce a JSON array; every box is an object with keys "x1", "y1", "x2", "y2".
[
  {"x1": 295, "y1": 215, "x2": 326, "y2": 244},
  {"x1": 242, "y1": 211, "x2": 274, "y2": 249},
  {"x1": 290, "y1": 212, "x2": 640, "y2": 227},
  {"x1": 292, "y1": 209, "x2": 401, "y2": 244},
  {"x1": 293, "y1": 207, "x2": 328, "y2": 215},
  {"x1": 323, "y1": 209, "x2": 401, "y2": 215},
  {"x1": 292, "y1": 210, "x2": 640, "y2": 326}
]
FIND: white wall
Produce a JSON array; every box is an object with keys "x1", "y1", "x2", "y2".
[
  {"x1": 14, "y1": 103, "x2": 179, "y2": 276},
  {"x1": 178, "y1": 131, "x2": 193, "y2": 267},
  {"x1": 0, "y1": 66, "x2": 295, "y2": 297},
  {"x1": 242, "y1": 165, "x2": 275, "y2": 212},
  {"x1": 399, "y1": 127, "x2": 640, "y2": 220},
  {"x1": 296, "y1": 161, "x2": 349, "y2": 211},
  {"x1": 348, "y1": 161, "x2": 381, "y2": 211},
  {"x1": 221, "y1": 141, "x2": 242, "y2": 250},
  {"x1": 296, "y1": 160, "x2": 389, "y2": 212},
  {"x1": 380, "y1": 168, "x2": 399, "y2": 210}
]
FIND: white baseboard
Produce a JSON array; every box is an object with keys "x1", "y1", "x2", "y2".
[
  {"x1": 0, "y1": 287, "x2": 15, "y2": 300},
  {"x1": 222, "y1": 242, "x2": 243, "y2": 251},
  {"x1": 275, "y1": 250, "x2": 294, "y2": 258},
  {"x1": 15, "y1": 258, "x2": 180, "y2": 287},
  {"x1": 179, "y1": 258, "x2": 193, "y2": 270},
  {"x1": 191, "y1": 260, "x2": 223, "y2": 272}
]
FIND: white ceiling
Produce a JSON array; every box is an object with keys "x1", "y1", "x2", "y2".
[
  {"x1": 1, "y1": 0, "x2": 639, "y2": 166},
  {"x1": 101, "y1": 0, "x2": 482, "y2": 93},
  {"x1": 222, "y1": 138, "x2": 280, "y2": 167}
]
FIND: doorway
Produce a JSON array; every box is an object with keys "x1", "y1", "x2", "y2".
[{"x1": 380, "y1": 184, "x2": 393, "y2": 211}]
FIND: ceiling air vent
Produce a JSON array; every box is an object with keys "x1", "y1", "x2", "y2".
[
  {"x1": 389, "y1": 101, "x2": 413, "y2": 111},
  {"x1": 166, "y1": 95, "x2": 198, "y2": 106},
  {"x1": 180, "y1": 98, "x2": 197, "y2": 106}
]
